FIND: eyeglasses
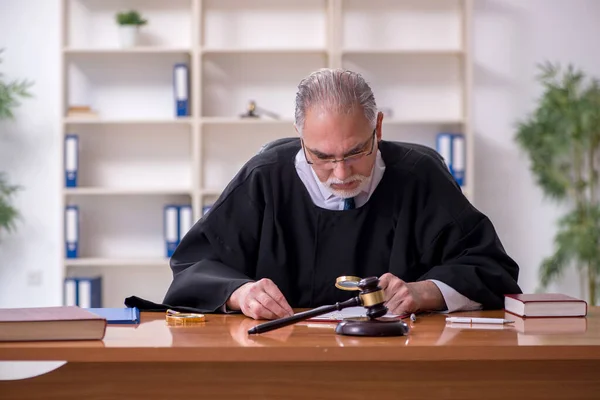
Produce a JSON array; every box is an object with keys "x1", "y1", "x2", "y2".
[{"x1": 302, "y1": 129, "x2": 376, "y2": 170}]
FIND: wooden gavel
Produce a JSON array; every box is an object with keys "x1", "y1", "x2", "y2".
[{"x1": 247, "y1": 276, "x2": 409, "y2": 337}]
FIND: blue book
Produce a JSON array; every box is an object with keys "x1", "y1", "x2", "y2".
[
  {"x1": 86, "y1": 307, "x2": 140, "y2": 325},
  {"x1": 164, "y1": 204, "x2": 180, "y2": 257},
  {"x1": 436, "y1": 132, "x2": 453, "y2": 174},
  {"x1": 63, "y1": 277, "x2": 78, "y2": 306},
  {"x1": 64, "y1": 134, "x2": 78, "y2": 187},
  {"x1": 451, "y1": 133, "x2": 465, "y2": 186},
  {"x1": 178, "y1": 204, "x2": 193, "y2": 242},
  {"x1": 173, "y1": 63, "x2": 189, "y2": 117},
  {"x1": 65, "y1": 205, "x2": 79, "y2": 258},
  {"x1": 77, "y1": 276, "x2": 102, "y2": 308}
]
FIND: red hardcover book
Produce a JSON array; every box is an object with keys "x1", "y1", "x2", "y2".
[
  {"x1": 504, "y1": 293, "x2": 587, "y2": 318},
  {"x1": 510, "y1": 315, "x2": 588, "y2": 334},
  {"x1": 0, "y1": 306, "x2": 107, "y2": 342}
]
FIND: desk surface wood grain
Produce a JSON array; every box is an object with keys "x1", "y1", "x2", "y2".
[{"x1": 0, "y1": 308, "x2": 598, "y2": 362}]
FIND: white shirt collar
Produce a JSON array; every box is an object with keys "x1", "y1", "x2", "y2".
[{"x1": 294, "y1": 146, "x2": 386, "y2": 210}]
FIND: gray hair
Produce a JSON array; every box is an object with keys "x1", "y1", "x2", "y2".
[{"x1": 294, "y1": 68, "x2": 377, "y2": 134}]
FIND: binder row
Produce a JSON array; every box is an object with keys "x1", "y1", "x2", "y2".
[
  {"x1": 64, "y1": 134, "x2": 78, "y2": 187},
  {"x1": 164, "y1": 203, "x2": 216, "y2": 256},
  {"x1": 164, "y1": 204, "x2": 194, "y2": 257},
  {"x1": 436, "y1": 133, "x2": 466, "y2": 187},
  {"x1": 63, "y1": 204, "x2": 197, "y2": 259},
  {"x1": 173, "y1": 63, "x2": 189, "y2": 117},
  {"x1": 64, "y1": 276, "x2": 102, "y2": 308},
  {"x1": 65, "y1": 205, "x2": 79, "y2": 258}
]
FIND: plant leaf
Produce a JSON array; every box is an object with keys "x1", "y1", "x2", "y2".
[{"x1": 0, "y1": 173, "x2": 20, "y2": 233}]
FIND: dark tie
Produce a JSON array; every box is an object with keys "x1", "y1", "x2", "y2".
[{"x1": 343, "y1": 197, "x2": 356, "y2": 210}]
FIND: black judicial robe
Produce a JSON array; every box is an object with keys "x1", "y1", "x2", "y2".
[{"x1": 127, "y1": 140, "x2": 521, "y2": 313}]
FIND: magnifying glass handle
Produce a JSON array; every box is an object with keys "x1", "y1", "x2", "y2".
[{"x1": 247, "y1": 297, "x2": 360, "y2": 335}]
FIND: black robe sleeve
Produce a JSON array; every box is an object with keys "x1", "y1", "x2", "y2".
[
  {"x1": 159, "y1": 180, "x2": 263, "y2": 313},
  {"x1": 407, "y1": 152, "x2": 522, "y2": 309}
]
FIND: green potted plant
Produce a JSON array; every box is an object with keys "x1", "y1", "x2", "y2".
[
  {"x1": 115, "y1": 10, "x2": 148, "y2": 48},
  {"x1": 0, "y1": 49, "x2": 33, "y2": 237},
  {"x1": 515, "y1": 62, "x2": 600, "y2": 306}
]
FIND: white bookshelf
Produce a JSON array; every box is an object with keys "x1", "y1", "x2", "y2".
[
  {"x1": 59, "y1": 0, "x2": 474, "y2": 308},
  {"x1": 65, "y1": 258, "x2": 170, "y2": 267},
  {"x1": 201, "y1": 49, "x2": 328, "y2": 55},
  {"x1": 64, "y1": 117, "x2": 193, "y2": 125},
  {"x1": 64, "y1": 47, "x2": 193, "y2": 55},
  {"x1": 342, "y1": 49, "x2": 464, "y2": 56},
  {"x1": 64, "y1": 188, "x2": 192, "y2": 196}
]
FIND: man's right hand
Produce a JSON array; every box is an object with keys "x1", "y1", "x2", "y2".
[{"x1": 226, "y1": 279, "x2": 294, "y2": 320}]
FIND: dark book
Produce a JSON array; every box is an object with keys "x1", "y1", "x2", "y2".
[
  {"x1": 505, "y1": 293, "x2": 587, "y2": 318},
  {"x1": 0, "y1": 306, "x2": 107, "y2": 342}
]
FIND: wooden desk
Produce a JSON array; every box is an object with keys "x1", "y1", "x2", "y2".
[{"x1": 1, "y1": 308, "x2": 599, "y2": 399}]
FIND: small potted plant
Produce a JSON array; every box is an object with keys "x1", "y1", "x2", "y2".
[{"x1": 115, "y1": 10, "x2": 148, "y2": 48}]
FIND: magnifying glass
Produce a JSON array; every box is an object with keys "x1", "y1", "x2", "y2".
[
  {"x1": 335, "y1": 276, "x2": 362, "y2": 291},
  {"x1": 165, "y1": 309, "x2": 206, "y2": 326}
]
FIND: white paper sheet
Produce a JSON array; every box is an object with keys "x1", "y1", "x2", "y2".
[{"x1": 308, "y1": 306, "x2": 406, "y2": 321}]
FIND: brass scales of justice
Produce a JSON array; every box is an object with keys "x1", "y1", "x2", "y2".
[{"x1": 247, "y1": 276, "x2": 410, "y2": 337}]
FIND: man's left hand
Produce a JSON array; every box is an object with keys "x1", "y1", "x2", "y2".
[{"x1": 378, "y1": 273, "x2": 446, "y2": 315}]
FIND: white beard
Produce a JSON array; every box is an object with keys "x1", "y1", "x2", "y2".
[{"x1": 326, "y1": 174, "x2": 370, "y2": 199}]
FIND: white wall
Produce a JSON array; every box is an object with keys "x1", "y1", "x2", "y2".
[
  {"x1": 0, "y1": 0, "x2": 599, "y2": 307},
  {"x1": 0, "y1": 0, "x2": 62, "y2": 307}
]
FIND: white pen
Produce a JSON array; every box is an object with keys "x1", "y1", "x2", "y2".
[{"x1": 446, "y1": 317, "x2": 514, "y2": 325}]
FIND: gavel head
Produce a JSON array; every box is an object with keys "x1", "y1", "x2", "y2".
[{"x1": 357, "y1": 277, "x2": 387, "y2": 319}]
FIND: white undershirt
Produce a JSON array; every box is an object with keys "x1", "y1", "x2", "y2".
[{"x1": 294, "y1": 148, "x2": 482, "y2": 313}]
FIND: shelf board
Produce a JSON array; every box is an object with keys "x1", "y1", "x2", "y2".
[
  {"x1": 201, "y1": 117, "x2": 294, "y2": 125},
  {"x1": 384, "y1": 118, "x2": 464, "y2": 125},
  {"x1": 64, "y1": 188, "x2": 193, "y2": 196},
  {"x1": 201, "y1": 188, "x2": 222, "y2": 197},
  {"x1": 63, "y1": 117, "x2": 193, "y2": 125},
  {"x1": 65, "y1": 258, "x2": 170, "y2": 267},
  {"x1": 342, "y1": 49, "x2": 464, "y2": 56},
  {"x1": 201, "y1": 48, "x2": 327, "y2": 55},
  {"x1": 201, "y1": 118, "x2": 460, "y2": 126},
  {"x1": 201, "y1": 188, "x2": 223, "y2": 197},
  {"x1": 63, "y1": 47, "x2": 192, "y2": 55}
]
